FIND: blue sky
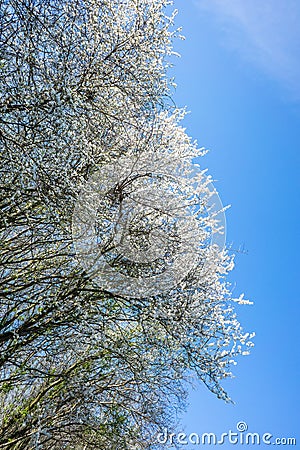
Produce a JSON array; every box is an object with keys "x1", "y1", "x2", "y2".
[{"x1": 170, "y1": 0, "x2": 300, "y2": 447}]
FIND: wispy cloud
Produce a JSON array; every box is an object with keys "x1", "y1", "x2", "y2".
[{"x1": 195, "y1": 0, "x2": 300, "y2": 99}]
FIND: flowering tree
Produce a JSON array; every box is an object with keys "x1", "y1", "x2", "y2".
[{"x1": 0, "y1": 0, "x2": 254, "y2": 449}]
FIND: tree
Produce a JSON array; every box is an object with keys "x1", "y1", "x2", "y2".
[{"x1": 0, "y1": 1, "x2": 254, "y2": 448}]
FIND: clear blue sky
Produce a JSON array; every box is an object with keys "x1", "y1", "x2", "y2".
[{"x1": 169, "y1": 0, "x2": 300, "y2": 447}]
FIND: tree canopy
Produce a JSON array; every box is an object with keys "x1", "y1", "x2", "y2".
[{"x1": 0, "y1": 0, "x2": 254, "y2": 448}]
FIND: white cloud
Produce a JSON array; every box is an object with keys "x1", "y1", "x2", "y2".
[{"x1": 195, "y1": 0, "x2": 300, "y2": 99}]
